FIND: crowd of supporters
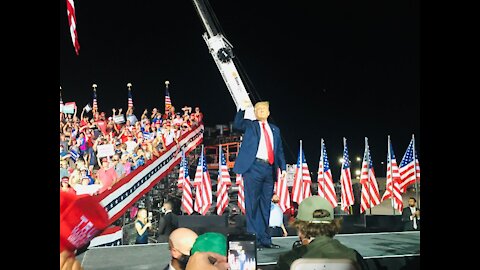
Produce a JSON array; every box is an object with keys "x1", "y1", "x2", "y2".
[{"x1": 60, "y1": 105, "x2": 203, "y2": 196}]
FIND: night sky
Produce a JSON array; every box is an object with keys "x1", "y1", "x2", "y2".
[{"x1": 59, "y1": 0, "x2": 419, "y2": 178}]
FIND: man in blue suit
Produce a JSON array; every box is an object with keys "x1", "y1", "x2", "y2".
[{"x1": 233, "y1": 101, "x2": 286, "y2": 249}]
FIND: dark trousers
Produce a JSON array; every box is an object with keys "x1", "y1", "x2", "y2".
[
  {"x1": 269, "y1": 226, "x2": 283, "y2": 237},
  {"x1": 243, "y1": 159, "x2": 274, "y2": 246}
]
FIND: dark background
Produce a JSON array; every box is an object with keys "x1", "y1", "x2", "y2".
[{"x1": 59, "y1": 0, "x2": 419, "y2": 178}]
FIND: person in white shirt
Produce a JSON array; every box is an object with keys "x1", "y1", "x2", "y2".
[
  {"x1": 269, "y1": 194, "x2": 288, "y2": 237},
  {"x1": 401, "y1": 197, "x2": 420, "y2": 231}
]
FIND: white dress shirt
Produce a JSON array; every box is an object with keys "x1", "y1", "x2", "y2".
[
  {"x1": 256, "y1": 121, "x2": 274, "y2": 160},
  {"x1": 409, "y1": 206, "x2": 419, "y2": 229}
]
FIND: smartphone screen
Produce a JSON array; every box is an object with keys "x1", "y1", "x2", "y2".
[{"x1": 227, "y1": 233, "x2": 257, "y2": 270}]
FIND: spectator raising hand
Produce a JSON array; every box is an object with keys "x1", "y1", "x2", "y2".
[{"x1": 60, "y1": 250, "x2": 83, "y2": 270}]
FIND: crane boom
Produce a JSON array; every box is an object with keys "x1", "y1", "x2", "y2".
[{"x1": 192, "y1": 0, "x2": 256, "y2": 120}]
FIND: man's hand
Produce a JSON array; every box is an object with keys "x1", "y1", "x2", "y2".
[
  {"x1": 281, "y1": 170, "x2": 287, "y2": 179},
  {"x1": 60, "y1": 250, "x2": 83, "y2": 270},
  {"x1": 415, "y1": 210, "x2": 420, "y2": 217},
  {"x1": 186, "y1": 252, "x2": 229, "y2": 270},
  {"x1": 119, "y1": 108, "x2": 123, "y2": 113}
]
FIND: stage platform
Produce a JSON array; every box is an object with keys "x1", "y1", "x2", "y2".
[{"x1": 78, "y1": 231, "x2": 419, "y2": 270}]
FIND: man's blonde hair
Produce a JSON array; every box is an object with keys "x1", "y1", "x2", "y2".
[{"x1": 254, "y1": 101, "x2": 269, "y2": 109}]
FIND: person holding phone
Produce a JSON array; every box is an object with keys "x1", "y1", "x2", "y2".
[
  {"x1": 186, "y1": 252, "x2": 229, "y2": 270},
  {"x1": 134, "y1": 208, "x2": 152, "y2": 244},
  {"x1": 275, "y1": 196, "x2": 368, "y2": 270},
  {"x1": 188, "y1": 232, "x2": 228, "y2": 270},
  {"x1": 232, "y1": 101, "x2": 286, "y2": 249}
]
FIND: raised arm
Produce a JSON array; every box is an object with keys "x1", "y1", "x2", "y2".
[
  {"x1": 141, "y1": 109, "x2": 148, "y2": 119},
  {"x1": 233, "y1": 109, "x2": 250, "y2": 132},
  {"x1": 80, "y1": 107, "x2": 85, "y2": 120}
]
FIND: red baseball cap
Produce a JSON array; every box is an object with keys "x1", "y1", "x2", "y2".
[{"x1": 60, "y1": 192, "x2": 109, "y2": 252}]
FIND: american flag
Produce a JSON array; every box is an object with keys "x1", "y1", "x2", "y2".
[
  {"x1": 291, "y1": 141, "x2": 312, "y2": 204},
  {"x1": 69, "y1": 149, "x2": 79, "y2": 162},
  {"x1": 193, "y1": 147, "x2": 212, "y2": 215},
  {"x1": 317, "y1": 139, "x2": 337, "y2": 208},
  {"x1": 360, "y1": 138, "x2": 381, "y2": 213},
  {"x1": 381, "y1": 137, "x2": 403, "y2": 212},
  {"x1": 339, "y1": 138, "x2": 354, "y2": 213},
  {"x1": 216, "y1": 146, "x2": 232, "y2": 215},
  {"x1": 128, "y1": 90, "x2": 134, "y2": 109},
  {"x1": 399, "y1": 136, "x2": 420, "y2": 193},
  {"x1": 165, "y1": 86, "x2": 172, "y2": 113},
  {"x1": 236, "y1": 174, "x2": 246, "y2": 214},
  {"x1": 178, "y1": 150, "x2": 194, "y2": 215},
  {"x1": 66, "y1": 0, "x2": 80, "y2": 55},
  {"x1": 274, "y1": 168, "x2": 291, "y2": 213},
  {"x1": 92, "y1": 90, "x2": 98, "y2": 113}
]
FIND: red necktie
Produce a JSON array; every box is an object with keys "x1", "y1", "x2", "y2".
[{"x1": 262, "y1": 122, "x2": 274, "y2": 165}]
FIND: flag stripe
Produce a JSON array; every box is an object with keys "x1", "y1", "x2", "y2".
[
  {"x1": 193, "y1": 148, "x2": 212, "y2": 215},
  {"x1": 236, "y1": 174, "x2": 245, "y2": 214},
  {"x1": 216, "y1": 147, "x2": 231, "y2": 215},
  {"x1": 317, "y1": 140, "x2": 337, "y2": 208},
  {"x1": 66, "y1": 0, "x2": 80, "y2": 55},
  {"x1": 339, "y1": 139, "x2": 354, "y2": 213},
  {"x1": 398, "y1": 138, "x2": 420, "y2": 193},
  {"x1": 179, "y1": 150, "x2": 194, "y2": 215},
  {"x1": 381, "y1": 140, "x2": 403, "y2": 212},
  {"x1": 274, "y1": 168, "x2": 291, "y2": 212},
  {"x1": 360, "y1": 141, "x2": 381, "y2": 213}
]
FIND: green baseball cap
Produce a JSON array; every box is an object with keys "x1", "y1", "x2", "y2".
[
  {"x1": 296, "y1": 196, "x2": 334, "y2": 223},
  {"x1": 190, "y1": 232, "x2": 227, "y2": 256}
]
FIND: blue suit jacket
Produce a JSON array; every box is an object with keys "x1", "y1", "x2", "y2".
[{"x1": 232, "y1": 110, "x2": 286, "y2": 178}]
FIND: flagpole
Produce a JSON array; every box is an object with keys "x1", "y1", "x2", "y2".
[
  {"x1": 320, "y1": 138, "x2": 326, "y2": 198},
  {"x1": 201, "y1": 144, "x2": 205, "y2": 214},
  {"x1": 300, "y1": 139, "x2": 303, "y2": 200},
  {"x1": 388, "y1": 135, "x2": 395, "y2": 215},
  {"x1": 366, "y1": 137, "x2": 372, "y2": 216},
  {"x1": 412, "y1": 134, "x2": 419, "y2": 209},
  {"x1": 165, "y1": 80, "x2": 170, "y2": 115},
  {"x1": 92, "y1": 84, "x2": 97, "y2": 114},
  {"x1": 217, "y1": 144, "x2": 221, "y2": 213},
  {"x1": 218, "y1": 144, "x2": 222, "y2": 192},
  {"x1": 60, "y1": 86, "x2": 63, "y2": 117}
]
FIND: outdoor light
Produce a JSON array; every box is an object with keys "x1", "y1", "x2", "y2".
[
  {"x1": 339, "y1": 158, "x2": 344, "y2": 164},
  {"x1": 356, "y1": 157, "x2": 361, "y2": 162},
  {"x1": 355, "y1": 170, "x2": 361, "y2": 176}
]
